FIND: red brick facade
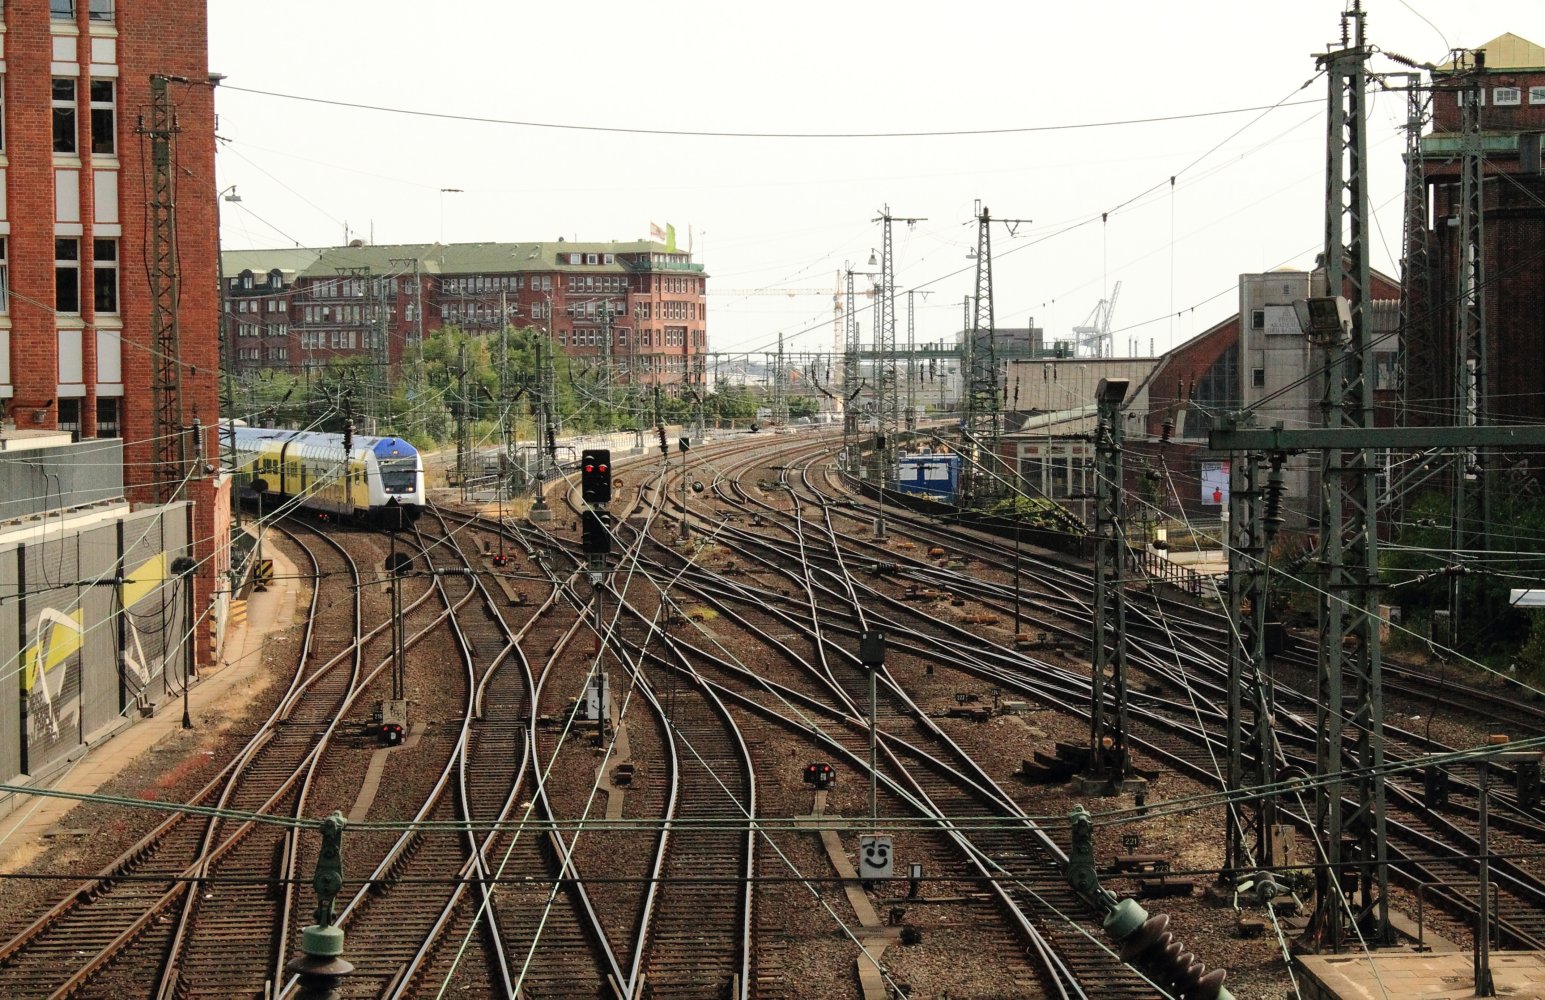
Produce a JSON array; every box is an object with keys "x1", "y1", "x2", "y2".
[
  {"x1": 1414, "y1": 40, "x2": 1545, "y2": 432},
  {"x1": 225, "y1": 242, "x2": 710, "y2": 393},
  {"x1": 4, "y1": 2, "x2": 223, "y2": 660}
]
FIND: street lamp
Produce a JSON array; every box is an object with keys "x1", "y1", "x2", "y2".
[
  {"x1": 217, "y1": 185, "x2": 242, "y2": 527},
  {"x1": 171, "y1": 555, "x2": 197, "y2": 729},
  {"x1": 438, "y1": 187, "x2": 463, "y2": 241},
  {"x1": 859, "y1": 631, "x2": 886, "y2": 825},
  {"x1": 529, "y1": 291, "x2": 557, "y2": 521}
]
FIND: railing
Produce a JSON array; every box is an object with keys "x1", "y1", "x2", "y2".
[
  {"x1": 626, "y1": 259, "x2": 705, "y2": 273},
  {"x1": 1125, "y1": 546, "x2": 1213, "y2": 599}
]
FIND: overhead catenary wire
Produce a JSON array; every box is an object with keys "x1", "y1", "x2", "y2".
[{"x1": 216, "y1": 83, "x2": 1320, "y2": 141}]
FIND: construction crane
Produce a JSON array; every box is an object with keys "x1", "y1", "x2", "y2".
[{"x1": 1072, "y1": 280, "x2": 1122, "y2": 358}]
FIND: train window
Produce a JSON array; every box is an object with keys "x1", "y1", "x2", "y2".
[{"x1": 380, "y1": 457, "x2": 416, "y2": 494}]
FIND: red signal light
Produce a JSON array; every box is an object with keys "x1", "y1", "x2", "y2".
[
  {"x1": 584, "y1": 464, "x2": 595, "y2": 473},
  {"x1": 599, "y1": 464, "x2": 608, "y2": 473}
]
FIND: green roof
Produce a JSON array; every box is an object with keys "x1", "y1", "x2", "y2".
[{"x1": 220, "y1": 247, "x2": 325, "y2": 279}]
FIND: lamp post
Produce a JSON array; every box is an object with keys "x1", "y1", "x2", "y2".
[
  {"x1": 679, "y1": 439, "x2": 690, "y2": 540},
  {"x1": 218, "y1": 184, "x2": 242, "y2": 527},
  {"x1": 171, "y1": 555, "x2": 197, "y2": 729},
  {"x1": 530, "y1": 291, "x2": 556, "y2": 521},
  {"x1": 250, "y1": 478, "x2": 268, "y2": 593},
  {"x1": 438, "y1": 187, "x2": 463, "y2": 242},
  {"x1": 859, "y1": 631, "x2": 886, "y2": 825}
]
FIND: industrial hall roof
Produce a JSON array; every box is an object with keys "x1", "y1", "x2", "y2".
[{"x1": 1435, "y1": 33, "x2": 1545, "y2": 72}]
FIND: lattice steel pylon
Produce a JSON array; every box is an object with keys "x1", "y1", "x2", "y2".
[
  {"x1": 960, "y1": 204, "x2": 997, "y2": 503},
  {"x1": 958, "y1": 203, "x2": 1031, "y2": 504},
  {"x1": 1450, "y1": 56, "x2": 1490, "y2": 641},
  {"x1": 843, "y1": 266, "x2": 861, "y2": 452},
  {"x1": 873, "y1": 206, "x2": 925, "y2": 456},
  {"x1": 1396, "y1": 73, "x2": 1432, "y2": 432},
  {"x1": 142, "y1": 75, "x2": 185, "y2": 503},
  {"x1": 1306, "y1": 1, "x2": 1391, "y2": 950},
  {"x1": 772, "y1": 331, "x2": 788, "y2": 425},
  {"x1": 1224, "y1": 449, "x2": 1284, "y2": 877},
  {"x1": 1086, "y1": 378, "x2": 1132, "y2": 784}
]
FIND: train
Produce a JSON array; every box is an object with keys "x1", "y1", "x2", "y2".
[{"x1": 229, "y1": 425, "x2": 426, "y2": 523}]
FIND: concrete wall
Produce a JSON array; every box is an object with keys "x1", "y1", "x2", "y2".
[
  {"x1": 0, "y1": 439, "x2": 123, "y2": 521},
  {"x1": 0, "y1": 503, "x2": 189, "y2": 789}
]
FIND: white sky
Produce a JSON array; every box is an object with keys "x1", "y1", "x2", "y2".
[{"x1": 209, "y1": 0, "x2": 1534, "y2": 362}]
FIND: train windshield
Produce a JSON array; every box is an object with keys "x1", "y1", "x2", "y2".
[{"x1": 380, "y1": 457, "x2": 417, "y2": 494}]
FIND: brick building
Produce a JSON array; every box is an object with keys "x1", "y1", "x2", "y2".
[
  {"x1": 1409, "y1": 33, "x2": 1545, "y2": 432},
  {"x1": 998, "y1": 267, "x2": 1400, "y2": 529},
  {"x1": 0, "y1": 2, "x2": 225, "y2": 660},
  {"x1": 223, "y1": 240, "x2": 710, "y2": 393}
]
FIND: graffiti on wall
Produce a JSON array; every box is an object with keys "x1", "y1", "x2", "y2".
[{"x1": 19, "y1": 552, "x2": 174, "y2": 763}]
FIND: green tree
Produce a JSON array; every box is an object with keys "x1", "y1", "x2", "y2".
[
  {"x1": 1383, "y1": 488, "x2": 1545, "y2": 662},
  {"x1": 787, "y1": 395, "x2": 819, "y2": 419}
]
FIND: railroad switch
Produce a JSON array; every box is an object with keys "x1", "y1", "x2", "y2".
[{"x1": 1015, "y1": 631, "x2": 1073, "y2": 652}]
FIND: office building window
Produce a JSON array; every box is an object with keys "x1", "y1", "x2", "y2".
[
  {"x1": 96, "y1": 398, "x2": 120, "y2": 438},
  {"x1": 93, "y1": 238, "x2": 118, "y2": 313},
  {"x1": 51, "y1": 0, "x2": 75, "y2": 19},
  {"x1": 55, "y1": 238, "x2": 81, "y2": 313},
  {"x1": 89, "y1": 80, "x2": 114, "y2": 155},
  {"x1": 58, "y1": 399, "x2": 81, "y2": 441},
  {"x1": 0, "y1": 237, "x2": 9, "y2": 315},
  {"x1": 88, "y1": 0, "x2": 114, "y2": 22},
  {"x1": 52, "y1": 80, "x2": 77, "y2": 155}
]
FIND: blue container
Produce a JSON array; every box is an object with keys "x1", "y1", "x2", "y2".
[{"x1": 896, "y1": 453, "x2": 960, "y2": 501}]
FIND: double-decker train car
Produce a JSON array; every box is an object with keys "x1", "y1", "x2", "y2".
[{"x1": 230, "y1": 425, "x2": 425, "y2": 522}]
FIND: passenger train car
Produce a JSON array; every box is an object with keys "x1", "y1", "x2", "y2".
[{"x1": 230, "y1": 425, "x2": 425, "y2": 522}]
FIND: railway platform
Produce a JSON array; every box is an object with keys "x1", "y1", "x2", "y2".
[
  {"x1": 1297, "y1": 950, "x2": 1545, "y2": 999},
  {"x1": 0, "y1": 532, "x2": 305, "y2": 874}
]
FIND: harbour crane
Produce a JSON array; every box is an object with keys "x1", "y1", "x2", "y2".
[{"x1": 1072, "y1": 280, "x2": 1122, "y2": 358}]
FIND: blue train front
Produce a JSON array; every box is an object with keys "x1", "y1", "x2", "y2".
[{"x1": 229, "y1": 425, "x2": 426, "y2": 524}]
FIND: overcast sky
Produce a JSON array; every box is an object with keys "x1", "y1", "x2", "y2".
[{"x1": 209, "y1": 0, "x2": 1533, "y2": 362}]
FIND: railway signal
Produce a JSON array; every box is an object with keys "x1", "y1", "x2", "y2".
[
  {"x1": 581, "y1": 449, "x2": 612, "y2": 504},
  {"x1": 1519, "y1": 759, "x2": 1543, "y2": 810},
  {"x1": 581, "y1": 510, "x2": 612, "y2": 555},
  {"x1": 1424, "y1": 766, "x2": 1451, "y2": 809},
  {"x1": 379, "y1": 548, "x2": 413, "y2": 746},
  {"x1": 803, "y1": 762, "x2": 836, "y2": 788}
]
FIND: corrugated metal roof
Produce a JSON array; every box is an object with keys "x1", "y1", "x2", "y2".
[{"x1": 1436, "y1": 33, "x2": 1545, "y2": 72}]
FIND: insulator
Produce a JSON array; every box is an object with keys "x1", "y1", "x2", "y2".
[
  {"x1": 1160, "y1": 418, "x2": 1174, "y2": 445},
  {"x1": 1263, "y1": 458, "x2": 1287, "y2": 541},
  {"x1": 1107, "y1": 909, "x2": 1230, "y2": 999},
  {"x1": 1116, "y1": 913, "x2": 1170, "y2": 962}
]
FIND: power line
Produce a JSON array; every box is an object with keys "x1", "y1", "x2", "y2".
[{"x1": 218, "y1": 84, "x2": 1320, "y2": 140}]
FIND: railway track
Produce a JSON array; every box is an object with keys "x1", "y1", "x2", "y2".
[
  {"x1": 553, "y1": 443, "x2": 1165, "y2": 998},
  {"x1": 0, "y1": 520, "x2": 376, "y2": 998}
]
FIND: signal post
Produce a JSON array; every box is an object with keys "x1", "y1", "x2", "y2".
[{"x1": 580, "y1": 450, "x2": 614, "y2": 742}]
